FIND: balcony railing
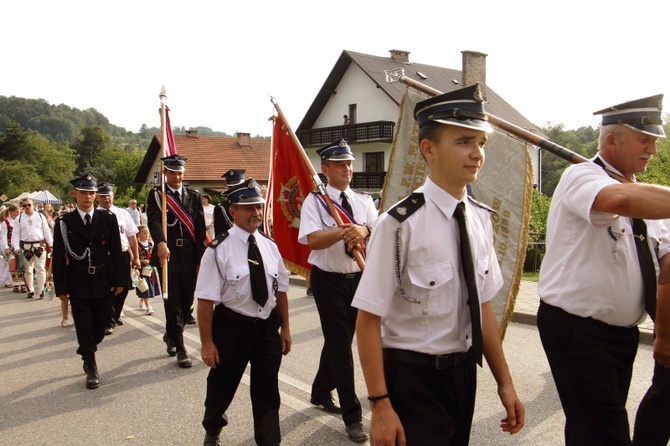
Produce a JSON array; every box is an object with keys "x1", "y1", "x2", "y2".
[
  {"x1": 297, "y1": 121, "x2": 395, "y2": 147},
  {"x1": 318, "y1": 172, "x2": 386, "y2": 191}
]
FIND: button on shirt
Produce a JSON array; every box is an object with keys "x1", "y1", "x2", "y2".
[
  {"x1": 298, "y1": 184, "x2": 378, "y2": 274},
  {"x1": 194, "y1": 225, "x2": 289, "y2": 319},
  {"x1": 11, "y1": 212, "x2": 53, "y2": 249},
  {"x1": 97, "y1": 205, "x2": 139, "y2": 252},
  {"x1": 352, "y1": 177, "x2": 502, "y2": 356},
  {"x1": 538, "y1": 158, "x2": 670, "y2": 327}
]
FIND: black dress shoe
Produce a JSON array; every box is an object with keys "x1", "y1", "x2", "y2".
[
  {"x1": 163, "y1": 333, "x2": 177, "y2": 356},
  {"x1": 27, "y1": 292, "x2": 35, "y2": 299},
  {"x1": 177, "y1": 351, "x2": 192, "y2": 368},
  {"x1": 310, "y1": 396, "x2": 342, "y2": 414},
  {"x1": 115, "y1": 317, "x2": 124, "y2": 326},
  {"x1": 104, "y1": 325, "x2": 114, "y2": 335},
  {"x1": 203, "y1": 432, "x2": 221, "y2": 446},
  {"x1": 306, "y1": 287, "x2": 314, "y2": 297},
  {"x1": 345, "y1": 422, "x2": 368, "y2": 443},
  {"x1": 85, "y1": 368, "x2": 100, "y2": 389},
  {"x1": 185, "y1": 314, "x2": 197, "y2": 325}
]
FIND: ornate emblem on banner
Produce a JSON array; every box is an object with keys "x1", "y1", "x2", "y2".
[{"x1": 278, "y1": 176, "x2": 304, "y2": 229}]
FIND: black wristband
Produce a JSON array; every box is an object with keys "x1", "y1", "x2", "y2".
[{"x1": 367, "y1": 393, "x2": 390, "y2": 404}]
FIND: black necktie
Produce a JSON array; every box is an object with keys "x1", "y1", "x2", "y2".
[
  {"x1": 633, "y1": 218, "x2": 657, "y2": 321},
  {"x1": 454, "y1": 202, "x2": 483, "y2": 366},
  {"x1": 173, "y1": 190, "x2": 181, "y2": 203},
  {"x1": 84, "y1": 213, "x2": 91, "y2": 228},
  {"x1": 340, "y1": 192, "x2": 354, "y2": 259},
  {"x1": 248, "y1": 234, "x2": 268, "y2": 307}
]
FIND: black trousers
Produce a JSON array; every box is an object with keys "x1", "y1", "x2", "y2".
[
  {"x1": 110, "y1": 251, "x2": 131, "y2": 323},
  {"x1": 384, "y1": 353, "x2": 477, "y2": 446},
  {"x1": 538, "y1": 300, "x2": 639, "y2": 446},
  {"x1": 310, "y1": 266, "x2": 362, "y2": 426},
  {"x1": 70, "y1": 295, "x2": 113, "y2": 357},
  {"x1": 202, "y1": 306, "x2": 283, "y2": 446},
  {"x1": 158, "y1": 267, "x2": 196, "y2": 352},
  {"x1": 633, "y1": 359, "x2": 670, "y2": 445}
]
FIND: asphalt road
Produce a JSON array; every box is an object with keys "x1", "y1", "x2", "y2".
[{"x1": 0, "y1": 283, "x2": 657, "y2": 445}]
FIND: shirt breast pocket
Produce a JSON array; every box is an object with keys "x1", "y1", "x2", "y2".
[
  {"x1": 406, "y1": 262, "x2": 455, "y2": 315},
  {"x1": 266, "y1": 263, "x2": 279, "y2": 293},
  {"x1": 222, "y1": 265, "x2": 249, "y2": 303},
  {"x1": 476, "y1": 256, "x2": 490, "y2": 291}
]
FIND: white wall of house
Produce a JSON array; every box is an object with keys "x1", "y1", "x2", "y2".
[
  {"x1": 309, "y1": 65, "x2": 399, "y2": 173},
  {"x1": 305, "y1": 63, "x2": 543, "y2": 190}
]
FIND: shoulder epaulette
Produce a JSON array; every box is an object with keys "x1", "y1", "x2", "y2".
[
  {"x1": 257, "y1": 230, "x2": 277, "y2": 245},
  {"x1": 351, "y1": 188, "x2": 371, "y2": 197},
  {"x1": 208, "y1": 232, "x2": 229, "y2": 248},
  {"x1": 468, "y1": 196, "x2": 496, "y2": 213},
  {"x1": 388, "y1": 193, "x2": 425, "y2": 223}
]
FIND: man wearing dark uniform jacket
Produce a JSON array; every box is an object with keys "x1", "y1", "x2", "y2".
[
  {"x1": 146, "y1": 154, "x2": 207, "y2": 368},
  {"x1": 213, "y1": 169, "x2": 245, "y2": 238},
  {"x1": 52, "y1": 174, "x2": 125, "y2": 389}
]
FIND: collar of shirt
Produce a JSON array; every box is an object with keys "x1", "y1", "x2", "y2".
[
  {"x1": 167, "y1": 186, "x2": 183, "y2": 196},
  {"x1": 326, "y1": 184, "x2": 351, "y2": 202},
  {"x1": 77, "y1": 208, "x2": 94, "y2": 224},
  {"x1": 592, "y1": 154, "x2": 630, "y2": 181},
  {"x1": 228, "y1": 224, "x2": 260, "y2": 244},
  {"x1": 96, "y1": 204, "x2": 117, "y2": 213},
  {"x1": 422, "y1": 177, "x2": 464, "y2": 220}
]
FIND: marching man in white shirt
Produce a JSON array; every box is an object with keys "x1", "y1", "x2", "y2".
[{"x1": 11, "y1": 197, "x2": 53, "y2": 298}]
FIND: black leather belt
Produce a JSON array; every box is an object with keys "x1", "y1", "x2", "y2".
[
  {"x1": 217, "y1": 304, "x2": 273, "y2": 325},
  {"x1": 173, "y1": 238, "x2": 192, "y2": 247},
  {"x1": 20, "y1": 240, "x2": 45, "y2": 248},
  {"x1": 383, "y1": 348, "x2": 471, "y2": 370},
  {"x1": 70, "y1": 262, "x2": 109, "y2": 275},
  {"x1": 313, "y1": 266, "x2": 361, "y2": 280}
]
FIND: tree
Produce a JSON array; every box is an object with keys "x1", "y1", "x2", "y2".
[
  {"x1": 71, "y1": 125, "x2": 111, "y2": 172},
  {"x1": 525, "y1": 189, "x2": 551, "y2": 273},
  {"x1": 0, "y1": 119, "x2": 34, "y2": 161},
  {"x1": 639, "y1": 119, "x2": 670, "y2": 186},
  {"x1": 0, "y1": 159, "x2": 41, "y2": 198},
  {"x1": 540, "y1": 122, "x2": 599, "y2": 196}
]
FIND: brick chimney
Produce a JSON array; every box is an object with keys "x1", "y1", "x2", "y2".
[
  {"x1": 389, "y1": 49, "x2": 411, "y2": 64},
  {"x1": 461, "y1": 50, "x2": 488, "y2": 98},
  {"x1": 185, "y1": 129, "x2": 198, "y2": 137},
  {"x1": 236, "y1": 132, "x2": 251, "y2": 147}
]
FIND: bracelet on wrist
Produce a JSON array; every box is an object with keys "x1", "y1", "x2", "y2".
[{"x1": 367, "y1": 393, "x2": 390, "y2": 406}]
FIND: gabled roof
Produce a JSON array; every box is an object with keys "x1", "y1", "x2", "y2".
[
  {"x1": 297, "y1": 50, "x2": 543, "y2": 136},
  {"x1": 134, "y1": 134, "x2": 270, "y2": 184}
]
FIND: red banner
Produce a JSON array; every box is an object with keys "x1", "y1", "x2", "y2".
[
  {"x1": 266, "y1": 117, "x2": 313, "y2": 278},
  {"x1": 164, "y1": 106, "x2": 177, "y2": 157}
]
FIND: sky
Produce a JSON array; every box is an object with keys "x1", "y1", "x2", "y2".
[{"x1": 2, "y1": 0, "x2": 669, "y2": 138}]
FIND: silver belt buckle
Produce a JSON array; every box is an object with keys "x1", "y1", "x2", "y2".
[
  {"x1": 176, "y1": 239, "x2": 183, "y2": 247},
  {"x1": 88, "y1": 266, "x2": 96, "y2": 275}
]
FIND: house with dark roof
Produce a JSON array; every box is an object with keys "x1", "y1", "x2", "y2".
[
  {"x1": 134, "y1": 131, "x2": 270, "y2": 196},
  {"x1": 296, "y1": 49, "x2": 543, "y2": 193},
  {"x1": 134, "y1": 49, "x2": 543, "y2": 197}
]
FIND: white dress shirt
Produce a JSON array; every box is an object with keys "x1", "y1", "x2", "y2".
[
  {"x1": 11, "y1": 211, "x2": 53, "y2": 249},
  {"x1": 98, "y1": 205, "x2": 139, "y2": 252},
  {"x1": 298, "y1": 184, "x2": 378, "y2": 274},
  {"x1": 538, "y1": 158, "x2": 670, "y2": 327},
  {"x1": 195, "y1": 225, "x2": 289, "y2": 319},
  {"x1": 352, "y1": 177, "x2": 503, "y2": 355}
]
